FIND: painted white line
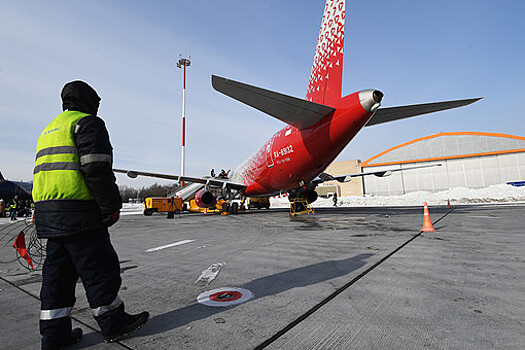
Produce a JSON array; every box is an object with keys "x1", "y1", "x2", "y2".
[{"x1": 146, "y1": 239, "x2": 195, "y2": 252}]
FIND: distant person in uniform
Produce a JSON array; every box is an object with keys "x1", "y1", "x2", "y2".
[
  {"x1": 218, "y1": 169, "x2": 227, "y2": 179},
  {"x1": 211, "y1": 169, "x2": 215, "y2": 177},
  {"x1": 10, "y1": 195, "x2": 19, "y2": 220},
  {"x1": 33, "y1": 81, "x2": 149, "y2": 349},
  {"x1": 333, "y1": 193, "x2": 338, "y2": 207},
  {"x1": 0, "y1": 199, "x2": 5, "y2": 217},
  {"x1": 23, "y1": 199, "x2": 31, "y2": 216}
]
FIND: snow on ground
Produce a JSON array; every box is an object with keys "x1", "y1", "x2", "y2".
[
  {"x1": 270, "y1": 183, "x2": 525, "y2": 208},
  {"x1": 120, "y1": 183, "x2": 525, "y2": 212},
  {"x1": 0, "y1": 218, "x2": 17, "y2": 225},
  {"x1": 120, "y1": 203, "x2": 144, "y2": 215}
]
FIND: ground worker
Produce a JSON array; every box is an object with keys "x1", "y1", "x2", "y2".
[
  {"x1": 10, "y1": 195, "x2": 19, "y2": 220},
  {"x1": 0, "y1": 199, "x2": 4, "y2": 217},
  {"x1": 33, "y1": 81, "x2": 149, "y2": 349}
]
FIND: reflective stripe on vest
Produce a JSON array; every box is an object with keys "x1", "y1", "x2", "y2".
[
  {"x1": 33, "y1": 111, "x2": 94, "y2": 202},
  {"x1": 35, "y1": 146, "x2": 77, "y2": 160},
  {"x1": 33, "y1": 162, "x2": 80, "y2": 175}
]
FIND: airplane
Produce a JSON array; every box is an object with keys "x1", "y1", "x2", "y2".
[
  {"x1": 0, "y1": 171, "x2": 33, "y2": 202},
  {"x1": 114, "y1": 0, "x2": 480, "y2": 212}
]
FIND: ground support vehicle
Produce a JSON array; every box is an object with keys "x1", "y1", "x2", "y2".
[
  {"x1": 247, "y1": 197, "x2": 270, "y2": 210},
  {"x1": 289, "y1": 198, "x2": 314, "y2": 216},
  {"x1": 143, "y1": 197, "x2": 183, "y2": 218},
  {"x1": 187, "y1": 198, "x2": 243, "y2": 215}
]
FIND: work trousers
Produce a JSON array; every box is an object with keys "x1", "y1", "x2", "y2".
[{"x1": 39, "y1": 228, "x2": 124, "y2": 349}]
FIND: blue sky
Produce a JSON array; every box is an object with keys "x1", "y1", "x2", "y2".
[{"x1": 1, "y1": 0, "x2": 524, "y2": 187}]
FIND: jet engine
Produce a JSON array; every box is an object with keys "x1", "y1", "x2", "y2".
[
  {"x1": 289, "y1": 188, "x2": 318, "y2": 204},
  {"x1": 194, "y1": 189, "x2": 216, "y2": 208},
  {"x1": 300, "y1": 189, "x2": 318, "y2": 204}
]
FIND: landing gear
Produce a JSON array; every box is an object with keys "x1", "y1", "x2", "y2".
[
  {"x1": 231, "y1": 202, "x2": 239, "y2": 215},
  {"x1": 220, "y1": 202, "x2": 240, "y2": 215}
]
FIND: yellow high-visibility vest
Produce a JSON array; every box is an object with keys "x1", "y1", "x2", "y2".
[{"x1": 33, "y1": 111, "x2": 94, "y2": 202}]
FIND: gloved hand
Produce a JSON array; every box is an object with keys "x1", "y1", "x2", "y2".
[{"x1": 102, "y1": 210, "x2": 120, "y2": 227}]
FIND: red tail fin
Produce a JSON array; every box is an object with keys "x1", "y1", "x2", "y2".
[{"x1": 306, "y1": 0, "x2": 345, "y2": 106}]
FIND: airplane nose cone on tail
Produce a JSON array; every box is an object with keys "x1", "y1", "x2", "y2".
[{"x1": 359, "y1": 89, "x2": 383, "y2": 112}]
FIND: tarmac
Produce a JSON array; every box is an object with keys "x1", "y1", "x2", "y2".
[{"x1": 0, "y1": 204, "x2": 524, "y2": 349}]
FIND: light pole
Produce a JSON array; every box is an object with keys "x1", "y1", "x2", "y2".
[{"x1": 176, "y1": 56, "x2": 191, "y2": 187}]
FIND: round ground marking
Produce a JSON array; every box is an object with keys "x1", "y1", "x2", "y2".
[{"x1": 197, "y1": 287, "x2": 253, "y2": 307}]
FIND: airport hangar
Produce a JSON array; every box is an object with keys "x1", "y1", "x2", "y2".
[{"x1": 320, "y1": 132, "x2": 525, "y2": 197}]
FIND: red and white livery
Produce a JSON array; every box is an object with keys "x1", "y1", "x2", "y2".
[{"x1": 115, "y1": 0, "x2": 480, "y2": 208}]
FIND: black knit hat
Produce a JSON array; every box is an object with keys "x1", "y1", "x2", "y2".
[{"x1": 61, "y1": 80, "x2": 101, "y2": 115}]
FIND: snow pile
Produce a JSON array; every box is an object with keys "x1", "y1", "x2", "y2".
[
  {"x1": 118, "y1": 184, "x2": 525, "y2": 212},
  {"x1": 121, "y1": 203, "x2": 143, "y2": 215},
  {"x1": 271, "y1": 183, "x2": 525, "y2": 208}
]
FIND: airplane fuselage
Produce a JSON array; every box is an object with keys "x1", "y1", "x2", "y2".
[
  {"x1": 113, "y1": 0, "x2": 479, "y2": 207},
  {"x1": 234, "y1": 91, "x2": 376, "y2": 196}
]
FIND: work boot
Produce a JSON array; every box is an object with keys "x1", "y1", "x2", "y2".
[
  {"x1": 103, "y1": 311, "x2": 149, "y2": 343},
  {"x1": 62, "y1": 328, "x2": 83, "y2": 347},
  {"x1": 41, "y1": 327, "x2": 83, "y2": 350}
]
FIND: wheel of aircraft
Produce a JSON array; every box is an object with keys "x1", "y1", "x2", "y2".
[{"x1": 231, "y1": 202, "x2": 239, "y2": 215}]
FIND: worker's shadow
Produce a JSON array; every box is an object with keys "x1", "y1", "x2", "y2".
[{"x1": 138, "y1": 253, "x2": 373, "y2": 337}]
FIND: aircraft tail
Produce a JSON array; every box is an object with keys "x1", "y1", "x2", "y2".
[{"x1": 306, "y1": 0, "x2": 346, "y2": 106}]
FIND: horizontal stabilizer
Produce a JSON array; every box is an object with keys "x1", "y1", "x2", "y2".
[
  {"x1": 212, "y1": 75, "x2": 335, "y2": 130},
  {"x1": 366, "y1": 98, "x2": 482, "y2": 127}
]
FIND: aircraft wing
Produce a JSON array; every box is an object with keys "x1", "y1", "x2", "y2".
[
  {"x1": 312, "y1": 164, "x2": 441, "y2": 185},
  {"x1": 113, "y1": 169, "x2": 247, "y2": 191},
  {"x1": 366, "y1": 98, "x2": 482, "y2": 127},
  {"x1": 212, "y1": 75, "x2": 335, "y2": 130}
]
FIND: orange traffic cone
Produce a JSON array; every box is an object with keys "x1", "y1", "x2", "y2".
[{"x1": 421, "y1": 202, "x2": 436, "y2": 232}]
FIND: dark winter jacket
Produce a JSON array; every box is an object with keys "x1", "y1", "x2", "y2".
[{"x1": 35, "y1": 81, "x2": 122, "y2": 238}]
